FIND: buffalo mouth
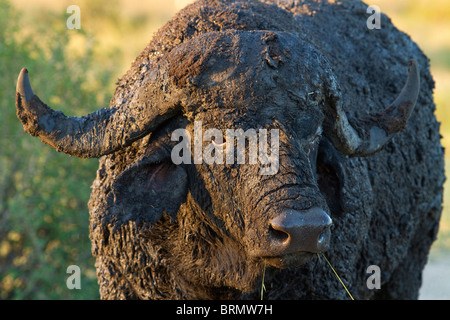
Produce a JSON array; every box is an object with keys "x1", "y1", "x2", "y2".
[{"x1": 263, "y1": 252, "x2": 315, "y2": 268}]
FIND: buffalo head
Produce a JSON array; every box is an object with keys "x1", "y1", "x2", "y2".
[{"x1": 15, "y1": 30, "x2": 419, "y2": 291}]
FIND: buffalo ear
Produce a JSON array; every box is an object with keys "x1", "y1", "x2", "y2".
[{"x1": 108, "y1": 158, "x2": 188, "y2": 227}]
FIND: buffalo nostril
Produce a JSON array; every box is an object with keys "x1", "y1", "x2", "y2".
[{"x1": 269, "y1": 224, "x2": 290, "y2": 243}]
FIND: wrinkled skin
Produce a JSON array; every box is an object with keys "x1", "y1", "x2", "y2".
[
  {"x1": 89, "y1": 30, "x2": 335, "y2": 298},
  {"x1": 17, "y1": 0, "x2": 444, "y2": 299}
]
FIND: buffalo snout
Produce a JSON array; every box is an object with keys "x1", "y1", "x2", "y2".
[
  {"x1": 253, "y1": 207, "x2": 332, "y2": 268},
  {"x1": 270, "y1": 208, "x2": 332, "y2": 254}
]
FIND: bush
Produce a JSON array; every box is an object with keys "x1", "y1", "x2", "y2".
[{"x1": 0, "y1": 0, "x2": 120, "y2": 299}]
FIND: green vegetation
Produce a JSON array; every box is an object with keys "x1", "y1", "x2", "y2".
[{"x1": 0, "y1": 0, "x2": 118, "y2": 299}]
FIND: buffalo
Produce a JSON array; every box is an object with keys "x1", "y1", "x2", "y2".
[{"x1": 15, "y1": 0, "x2": 444, "y2": 299}]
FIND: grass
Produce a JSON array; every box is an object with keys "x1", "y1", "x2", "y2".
[
  {"x1": 260, "y1": 254, "x2": 355, "y2": 300},
  {"x1": 318, "y1": 253, "x2": 355, "y2": 300},
  {"x1": 260, "y1": 261, "x2": 267, "y2": 300}
]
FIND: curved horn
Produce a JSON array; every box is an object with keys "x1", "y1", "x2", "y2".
[
  {"x1": 324, "y1": 59, "x2": 420, "y2": 157},
  {"x1": 15, "y1": 66, "x2": 182, "y2": 158}
]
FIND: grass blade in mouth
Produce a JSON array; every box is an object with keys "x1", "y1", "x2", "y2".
[
  {"x1": 318, "y1": 253, "x2": 354, "y2": 300},
  {"x1": 261, "y1": 261, "x2": 267, "y2": 300}
]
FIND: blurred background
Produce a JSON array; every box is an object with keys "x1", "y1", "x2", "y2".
[{"x1": 0, "y1": 0, "x2": 448, "y2": 299}]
